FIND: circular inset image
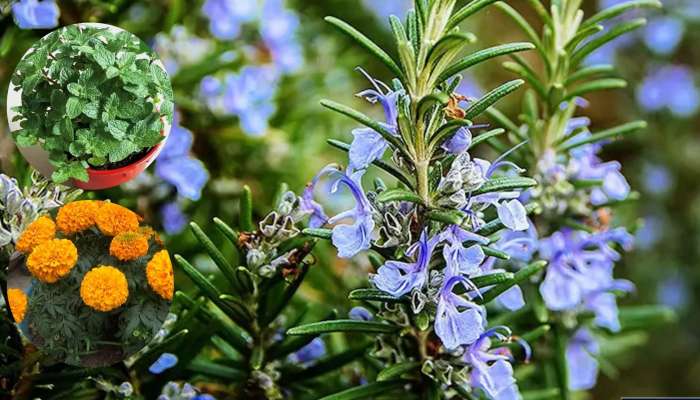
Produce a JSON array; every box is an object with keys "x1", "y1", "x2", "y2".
[
  {"x1": 3, "y1": 200, "x2": 174, "y2": 367},
  {"x1": 6, "y1": 23, "x2": 174, "y2": 190}
]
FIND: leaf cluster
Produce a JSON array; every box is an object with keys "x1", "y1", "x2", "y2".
[{"x1": 10, "y1": 25, "x2": 174, "y2": 183}]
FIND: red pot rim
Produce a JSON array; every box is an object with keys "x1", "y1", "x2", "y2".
[{"x1": 85, "y1": 136, "x2": 166, "y2": 175}]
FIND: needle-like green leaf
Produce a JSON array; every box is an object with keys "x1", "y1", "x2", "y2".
[
  {"x1": 287, "y1": 320, "x2": 400, "y2": 335},
  {"x1": 325, "y1": 16, "x2": 403, "y2": 79},
  {"x1": 464, "y1": 80, "x2": 525, "y2": 120}
]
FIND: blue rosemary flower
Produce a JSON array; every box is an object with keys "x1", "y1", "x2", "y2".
[
  {"x1": 348, "y1": 71, "x2": 401, "y2": 173},
  {"x1": 643, "y1": 16, "x2": 684, "y2": 55},
  {"x1": 641, "y1": 163, "x2": 673, "y2": 196},
  {"x1": 201, "y1": 0, "x2": 257, "y2": 40},
  {"x1": 149, "y1": 352, "x2": 178, "y2": 374},
  {"x1": 261, "y1": 0, "x2": 303, "y2": 73},
  {"x1": 161, "y1": 201, "x2": 188, "y2": 234},
  {"x1": 539, "y1": 228, "x2": 634, "y2": 331},
  {"x1": 435, "y1": 275, "x2": 485, "y2": 349},
  {"x1": 373, "y1": 230, "x2": 435, "y2": 297},
  {"x1": 657, "y1": 274, "x2": 690, "y2": 311},
  {"x1": 302, "y1": 165, "x2": 375, "y2": 258},
  {"x1": 572, "y1": 148, "x2": 630, "y2": 206},
  {"x1": 12, "y1": 0, "x2": 59, "y2": 30},
  {"x1": 464, "y1": 329, "x2": 521, "y2": 400},
  {"x1": 637, "y1": 65, "x2": 700, "y2": 117},
  {"x1": 156, "y1": 114, "x2": 209, "y2": 201},
  {"x1": 202, "y1": 66, "x2": 280, "y2": 135},
  {"x1": 442, "y1": 126, "x2": 473, "y2": 155},
  {"x1": 566, "y1": 328, "x2": 600, "y2": 390},
  {"x1": 349, "y1": 306, "x2": 373, "y2": 321},
  {"x1": 440, "y1": 225, "x2": 488, "y2": 278},
  {"x1": 288, "y1": 337, "x2": 326, "y2": 365}
]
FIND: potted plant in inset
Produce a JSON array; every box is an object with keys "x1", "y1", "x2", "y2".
[{"x1": 7, "y1": 23, "x2": 174, "y2": 190}]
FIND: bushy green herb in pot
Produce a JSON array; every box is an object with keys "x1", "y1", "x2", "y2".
[{"x1": 8, "y1": 24, "x2": 174, "y2": 185}]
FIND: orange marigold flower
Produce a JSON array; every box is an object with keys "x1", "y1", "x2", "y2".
[
  {"x1": 146, "y1": 250, "x2": 174, "y2": 301},
  {"x1": 95, "y1": 202, "x2": 140, "y2": 236},
  {"x1": 110, "y1": 232, "x2": 149, "y2": 261},
  {"x1": 16, "y1": 216, "x2": 56, "y2": 253},
  {"x1": 80, "y1": 266, "x2": 129, "y2": 312},
  {"x1": 7, "y1": 288, "x2": 28, "y2": 323},
  {"x1": 26, "y1": 239, "x2": 78, "y2": 283},
  {"x1": 56, "y1": 200, "x2": 100, "y2": 234}
]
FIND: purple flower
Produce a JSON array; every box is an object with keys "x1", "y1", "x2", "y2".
[
  {"x1": 657, "y1": 274, "x2": 690, "y2": 311},
  {"x1": 440, "y1": 225, "x2": 488, "y2": 278},
  {"x1": 442, "y1": 127, "x2": 473, "y2": 154},
  {"x1": 635, "y1": 214, "x2": 663, "y2": 250},
  {"x1": 349, "y1": 306, "x2": 373, "y2": 321},
  {"x1": 161, "y1": 202, "x2": 188, "y2": 234},
  {"x1": 643, "y1": 16, "x2": 684, "y2": 55},
  {"x1": 435, "y1": 275, "x2": 485, "y2": 349},
  {"x1": 539, "y1": 228, "x2": 633, "y2": 331},
  {"x1": 496, "y1": 199, "x2": 529, "y2": 231},
  {"x1": 637, "y1": 65, "x2": 700, "y2": 117},
  {"x1": 642, "y1": 164, "x2": 672, "y2": 195},
  {"x1": 373, "y1": 230, "x2": 435, "y2": 297},
  {"x1": 201, "y1": 0, "x2": 257, "y2": 40},
  {"x1": 492, "y1": 224, "x2": 539, "y2": 263},
  {"x1": 566, "y1": 328, "x2": 600, "y2": 390},
  {"x1": 149, "y1": 353, "x2": 178, "y2": 374},
  {"x1": 261, "y1": 0, "x2": 303, "y2": 73},
  {"x1": 465, "y1": 148, "x2": 530, "y2": 232},
  {"x1": 12, "y1": 0, "x2": 59, "y2": 30},
  {"x1": 566, "y1": 138, "x2": 630, "y2": 205},
  {"x1": 155, "y1": 115, "x2": 209, "y2": 201},
  {"x1": 458, "y1": 74, "x2": 484, "y2": 98},
  {"x1": 300, "y1": 180, "x2": 328, "y2": 229},
  {"x1": 288, "y1": 337, "x2": 326, "y2": 365},
  {"x1": 302, "y1": 165, "x2": 375, "y2": 258},
  {"x1": 222, "y1": 66, "x2": 280, "y2": 135},
  {"x1": 465, "y1": 329, "x2": 521, "y2": 399},
  {"x1": 348, "y1": 71, "x2": 401, "y2": 173}
]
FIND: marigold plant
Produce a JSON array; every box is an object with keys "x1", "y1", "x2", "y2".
[
  {"x1": 15, "y1": 215, "x2": 55, "y2": 253},
  {"x1": 8, "y1": 199, "x2": 172, "y2": 367}
]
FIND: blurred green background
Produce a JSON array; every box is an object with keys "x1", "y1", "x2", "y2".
[{"x1": 1, "y1": 0, "x2": 698, "y2": 397}]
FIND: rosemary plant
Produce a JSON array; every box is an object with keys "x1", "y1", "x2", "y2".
[
  {"x1": 289, "y1": 0, "x2": 554, "y2": 398},
  {"x1": 479, "y1": 0, "x2": 674, "y2": 398}
]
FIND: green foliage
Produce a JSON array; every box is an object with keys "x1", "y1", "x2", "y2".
[{"x1": 10, "y1": 25, "x2": 174, "y2": 183}]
